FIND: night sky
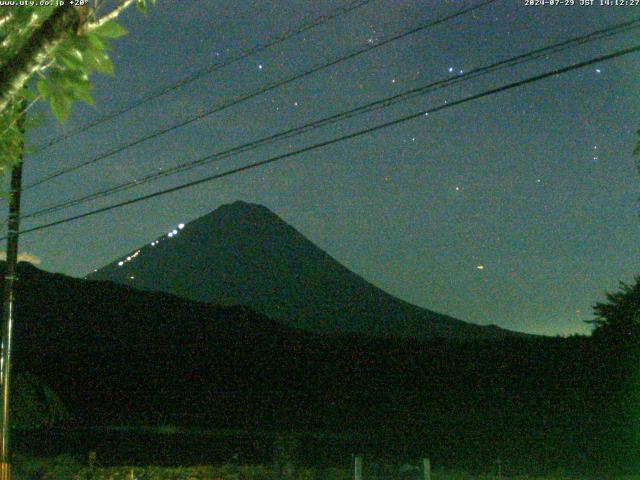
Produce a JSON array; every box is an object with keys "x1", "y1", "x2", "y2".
[{"x1": 11, "y1": 0, "x2": 640, "y2": 336}]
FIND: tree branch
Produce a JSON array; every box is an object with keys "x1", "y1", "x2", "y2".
[
  {"x1": 86, "y1": 0, "x2": 136, "y2": 31},
  {"x1": 0, "y1": 5, "x2": 81, "y2": 115},
  {"x1": 0, "y1": 11, "x2": 14, "y2": 29}
]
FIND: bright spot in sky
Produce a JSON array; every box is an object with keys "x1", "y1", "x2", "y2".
[
  {"x1": 477, "y1": 265, "x2": 485, "y2": 270},
  {"x1": 595, "y1": 68, "x2": 601, "y2": 74},
  {"x1": 448, "y1": 67, "x2": 454, "y2": 73},
  {"x1": 258, "y1": 64, "x2": 263, "y2": 70},
  {"x1": 130, "y1": 276, "x2": 135, "y2": 280},
  {"x1": 459, "y1": 70, "x2": 463, "y2": 75},
  {"x1": 455, "y1": 186, "x2": 460, "y2": 191},
  {"x1": 178, "y1": 223, "x2": 185, "y2": 229}
]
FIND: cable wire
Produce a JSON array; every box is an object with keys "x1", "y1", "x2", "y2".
[
  {"x1": 23, "y1": 0, "x2": 499, "y2": 191},
  {"x1": 32, "y1": 0, "x2": 377, "y2": 153},
  {"x1": 10, "y1": 43, "x2": 639, "y2": 239},
  {"x1": 21, "y1": 17, "x2": 640, "y2": 221}
]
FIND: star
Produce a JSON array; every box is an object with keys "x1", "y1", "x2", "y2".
[{"x1": 258, "y1": 64, "x2": 264, "y2": 70}]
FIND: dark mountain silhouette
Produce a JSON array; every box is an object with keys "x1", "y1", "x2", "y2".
[
  {"x1": 87, "y1": 201, "x2": 518, "y2": 341},
  {"x1": 3, "y1": 262, "x2": 637, "y2": 474}
]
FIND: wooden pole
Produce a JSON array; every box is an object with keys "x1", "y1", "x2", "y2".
[
  {"x1": 354, "y1": 455, "x2": 363, "y2": 480},
  {"x1": 0, "y1": 100, "x2": 25, "y2": 480},
  {"x1": 422, "y1": 458, "x2": 431, "y2": 480}
]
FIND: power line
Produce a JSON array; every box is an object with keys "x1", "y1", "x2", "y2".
[
  {"x1": 31, "y1": 0, "x2": 376, "y2": 153},
  {"x1": 11, "y1": 43, "x2": 640, "y2": 239},
  {"x1": 21, "y1": 17, "x2": 640, "y2": 221},
  {"x1": 23, "y1": 0, "x2": 499, "y2": 191}
]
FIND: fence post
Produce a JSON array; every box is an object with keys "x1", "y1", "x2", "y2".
[
  {"x1": 354, "y1": 455, "x2": 363, "y2": 480},
  {"x1": 422, "y1": 458, "x2": 431, "y2": 480}
]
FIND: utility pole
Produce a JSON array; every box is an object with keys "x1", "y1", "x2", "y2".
[{"x1": 0, "y1": 102, "x2": 25, "y2": 480}]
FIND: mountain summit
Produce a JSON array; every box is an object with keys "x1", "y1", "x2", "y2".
[{"x1": 88, "y1": 201, "x2": 516, "y2": 340}]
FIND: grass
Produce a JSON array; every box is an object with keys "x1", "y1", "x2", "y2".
[{"x1": 9, "y1": 455, "x2": 640, "y2": 480}]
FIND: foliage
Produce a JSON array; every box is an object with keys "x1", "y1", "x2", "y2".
[
  {"x1": 0, "y1": 1, "x2": 154, "y2": 173},
  {"x1": 0, "y1": 93, "x2": 30, "y2": 174},
  {"x1": 13, "y1": 453, "x2": 83, "y2": 480},
  {"x1": 35, "y1": 19, "x2": 127, "y2": 122},
  {"x1": 588, "y1": 275, "x2": 640, "y2": 342},
  {"x1": 9, "y1": 458, "x2": 640, "y2": 480},
  {"x1": 11, "y1": 372, "x2": 69, "y2": 428}
]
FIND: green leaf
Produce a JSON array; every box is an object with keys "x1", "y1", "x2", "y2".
[
  {"x1": 56, "y1": 48, "x2": 86, "y2": 71},
  {"x1": 80, "y1": 46, "x2": 115, "y2": 76},
  {"x1": 92, "y1": 51, "x2": 114, "y2": 76},
  {"x1": 36, "y1": 79, "x2": 51, "y2": 99},
  {"x1": 136, "y1": 0, "x2": 148, "y2": 14},
  {"x1": 85, "y1": 32, "x2": 109, "y2": 52},
  {"x1": 50, "y1": 91, "x2": 73, "y2": 123},
  {"x1": 47, "y1": 69, "x2": 94, "y2": 106},
  {"x1": 22, "y1": 88, "x2": 37, "y2": 102},
  {"x1": 72, "y1": 81, "x2": 94, "y2": 105},
  {"x1": 93, "y1": 21, "x2": 128, "y2": 39},
  {"x1": 99, "y1": 57, "x2": 115, "y2": 76}
]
